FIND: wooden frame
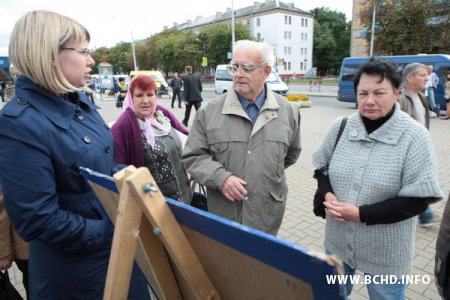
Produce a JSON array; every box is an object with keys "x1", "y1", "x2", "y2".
[{"x1": 81, "y1": 166, "x2": 345, "y2": 300}]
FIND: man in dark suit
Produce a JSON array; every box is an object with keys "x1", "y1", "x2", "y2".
[{"x1": 182, "y1": 66, "x2": 203, "y2": 126}]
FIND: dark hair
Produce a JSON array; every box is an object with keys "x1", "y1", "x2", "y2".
[
  {"x1": 353, "y1": 58, "x2": 401, "y2": 93},
  {"x1": 118, "y1": 77, "x2": 125, "y2": 81},
  {"x1": 129, "y1": 75, "x2": 157, "y2": 96}
]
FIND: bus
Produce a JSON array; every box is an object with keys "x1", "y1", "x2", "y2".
[{"x1": 337, "y1": 54, "x2": 450, "y2": 109}]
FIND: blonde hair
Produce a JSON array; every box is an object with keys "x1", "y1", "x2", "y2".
[{"x1": 8, "y1": 10, "x2": 90, "y2": 95}]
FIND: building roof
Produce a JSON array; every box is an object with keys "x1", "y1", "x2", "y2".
[{"x1": 174, "y1": 0, "x2": 313, "y2": 30}]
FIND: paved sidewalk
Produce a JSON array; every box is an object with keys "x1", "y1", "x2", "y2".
[{"x1": 8, "y1": 95, "x2": 449, "y2": 299}]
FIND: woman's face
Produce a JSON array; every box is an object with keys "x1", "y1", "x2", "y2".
[
  {"x1": 58, "y1": 39, "x2": 95, "y2": 88},
  {"x1": 357, "y1": 73, "x2": 399, "y2": 120},
  {"x1": 132, "y1": 87, "x2": 157, "y2": 118}
]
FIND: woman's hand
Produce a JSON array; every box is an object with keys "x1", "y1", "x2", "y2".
[{"x1": 324, "y1": 193, "x2": 360, "y2": 222}]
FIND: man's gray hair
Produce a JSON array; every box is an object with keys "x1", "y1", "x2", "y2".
[
  {"x1": 402, "y1": 62, "x2": 427, "y2": 82},
  {"x1": 233, "y1": 40, "x2": 275, "y2": 67}
]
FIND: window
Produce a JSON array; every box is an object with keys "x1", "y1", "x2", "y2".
[
  {"x1": 284, "y1": 31, "x2": 287, "y2": 39},
  {"x1": 300, "y1": 62, "x2": 303, "y2": 70},
  {"x1": 284, "y1": 47, "x2": 287, "y2": 55},
  {"x1": 304, "y1": 33, "x2": 307, "y2": 41},
  {"x1": 301, "y1": 18, "x2": 304, "y2": 27},
  {"x1": 289, "y1": 16, "x2": 292, "y2": 25},
  {"x1": 300, "y1": 48, "x2": 304, "y2": 55},
  {"x1": 257, "y1": 33, "x2": 261, "y2": 41},
  {"x1": 301, "y1": 33, "x2": 304, "y2": 41},
  {"x1": 285, "y1": 15, "x2": 288, "y2": 24},
  {"x1": 304, "y1": 48, "x2": 307, "y2": 55},
  {"x1": 257, "y1": 18, "x2": 261, "y2": 26},
  {"x1": 288, "y1": 61, "x2": 291, "y2": 71},
  {"x1": 288, "y1": 47, "x2": 291, "y2": 55},
  {"x1": 288, "y1": 32, "x2": 291, "y2": 40},
  {"x1": 305, "y1": 19, "x2": 308, "y2": 27}
]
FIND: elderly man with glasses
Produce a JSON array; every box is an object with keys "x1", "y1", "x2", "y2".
[{"x1": 181, "y1": 40, "x2": 301, "y2": 235}]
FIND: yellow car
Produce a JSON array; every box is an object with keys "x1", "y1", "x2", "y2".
[{"x1": 129, "y1": 70, "x2": 169, "y2": 98}]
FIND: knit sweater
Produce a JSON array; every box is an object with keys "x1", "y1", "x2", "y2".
[{"x1": 313, "y1": 103, "x2": 443, "y2": 276}]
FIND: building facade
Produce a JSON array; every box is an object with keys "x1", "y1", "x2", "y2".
[{"x1": 171, "y1": 0, "x2": 314, "y2": 77}]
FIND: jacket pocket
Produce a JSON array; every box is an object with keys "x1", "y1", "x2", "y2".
[{"x1": 210, "y1": 142, "x2": 229, "y2": 165}]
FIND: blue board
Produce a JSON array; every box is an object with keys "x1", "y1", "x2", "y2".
[{"x1": 80, "y1": 167, "x2": 346, "y2": 300}]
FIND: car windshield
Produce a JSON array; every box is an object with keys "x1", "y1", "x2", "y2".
[{"x1": 151, "y1": 75, "x2": 164, "y2": 82}]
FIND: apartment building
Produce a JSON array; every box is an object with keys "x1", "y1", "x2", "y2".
[{"x1": 171, "y1": 0, "x2": 314, "y2": 77}]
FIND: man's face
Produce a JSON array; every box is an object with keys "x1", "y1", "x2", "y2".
[
  {"x1": 231, "y1": 49, "x2": 270, "y2": 101},
  {"x1": 408, "y1": 67, "x2": 429, "y2": 92}
]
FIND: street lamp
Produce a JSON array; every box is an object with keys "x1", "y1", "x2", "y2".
[
  {"x1": 196, "y1": 38, "x2": 206, "y2": 56},
  {"x1": 131, "y1": 32, "x2": 138, "y2": 71},
  {"x1": 369, "y1": 0, "x2": 377, "y2": 56},
  {"x1": 196, "y1": 38, "x2": 206, "y2": 74}
]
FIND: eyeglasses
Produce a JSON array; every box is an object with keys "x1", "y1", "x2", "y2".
[
  {"x1": 227, "y1": 62, "x2": 266, "y2": 75},
  {"x1": 60, "y1": 47, "x2": 90, "y2": 57}
]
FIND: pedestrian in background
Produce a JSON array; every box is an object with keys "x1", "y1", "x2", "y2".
[
  {"x1": 0, "y1": 183, "x2": 29, "y2": 299},
  {"x1": 426, "y1": 65, "x2": 439, "y2": 117},
  {"x1": 436, "y1": 192, "x2": 450, "y2": 300},
  {"x1": 442, "y1": 70, "x2": 450, "y2": 120},
  {"x1": 398, "y1": 62, "x2": 440, "y2": 227},
  {"x1": 0, "y1": 10, "x2": 150, "y2": 299},
  {"x1": 116, "y1": 77, "x2": 127, "y2": 108},
  {"x1": 313, "y1": 59, "x2": 443, "y2": 299},
  {"x1": 169, "y1": 72, "x2": 183, "y2": 108},
  {"x1": 182, "y1": 40, "x2": 301, "y2": 235},
  {"x1": 181, "y1": 66, "x2": 203, "y2": 126}
]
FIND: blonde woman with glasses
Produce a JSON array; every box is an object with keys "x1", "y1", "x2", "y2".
[{"x1": 0, "y1": 11, "x2": 150, "y2": 299}]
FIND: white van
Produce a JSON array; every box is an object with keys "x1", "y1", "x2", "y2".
[{"x1": 214, "y1": 64, "x2": 289, "y2": 96}]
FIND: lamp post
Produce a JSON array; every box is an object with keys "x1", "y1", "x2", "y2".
[
  {"x1": 196, "y1": 38, "x2": 206, "y2": 74},
  {"x1": 196, "y1": 38, "x2": 206, "y2": 56},
  {"x1": 369, "y1": 0, "x2": 377, "y2": 57},
  {"x1": 131, "y1": 32, "x2": 138, "y2": 71},
  {"x1": 231, "y1": 0, "x2": 235, "y2": 53}
]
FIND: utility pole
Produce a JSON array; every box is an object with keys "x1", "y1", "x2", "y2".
[{"x1": 369, "y1": 0, "x2": 376, "y2": 56}]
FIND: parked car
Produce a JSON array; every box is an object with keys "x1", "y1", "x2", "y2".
[
  {"x1": 129, "y1": 70, "x2": 169, "y2": 98},
  {"x1": 214, "y1": 64, "x2": 288, "y2": 95}
]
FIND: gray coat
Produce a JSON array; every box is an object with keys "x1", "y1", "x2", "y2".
[
  {"x1": 181, "y1": 86, "x2": 301, "y2": 235},
  {"x1": 398, "y1": 87, "x2": 430, "y2": 129},
  {"x1": 313, "y1": 104, "x2": 443, "y2": 276}
]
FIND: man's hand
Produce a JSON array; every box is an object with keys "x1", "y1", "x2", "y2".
[
  {"x1": 221, "y1": 175, "x2": 247, "y2": 202},
  {"x1": 0, "y1": 254, "x2": 13, "y2": 270},
  {"x1": 184, "y1": 100, "x2": 189, "y2": 106}
]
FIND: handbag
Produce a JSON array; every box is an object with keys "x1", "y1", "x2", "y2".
[
  {"x1": 313, "y1": 117, "x2": 347, "y2": 218},
  {"x1": 0, "y1": 270, "x2": 23, "y2": 300},
  {"x1": 190, "y1": 180, "x2": 208, "y2": 211}
]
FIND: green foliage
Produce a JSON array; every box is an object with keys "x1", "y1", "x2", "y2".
[
  {"x1": 90, "y1": 23, "x2": 252, "y2": 76},
  {"x1": 360, "y1": 0, "x2": 450, "y2": 55},
  {"x1": 312, "y1": 7, "x2": 351, "y2": 75}
]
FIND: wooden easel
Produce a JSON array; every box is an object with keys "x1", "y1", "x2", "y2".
[
  {"x1": 83, "y1": 166, "x2": 345, "y2": 300},
  {"x1": 100, "y1": 166, "x2": 219, "y2": 299}
]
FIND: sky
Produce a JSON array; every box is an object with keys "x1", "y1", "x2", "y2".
[{"x1": 0, "y1": 0, "x2": 353, "y2": 56}]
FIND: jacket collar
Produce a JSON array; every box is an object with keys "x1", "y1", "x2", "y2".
[
  {"x1": 222, "y1": 84, "x2": 279, "y2": 117},
  {"x1": 15, "y1": 76, "x2": 96, "y2": 129},
  {"x1": 347, "y1": 103, "x2": 410, "y2": 145}
]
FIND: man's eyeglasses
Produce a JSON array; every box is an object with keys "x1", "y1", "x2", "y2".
[
  {"x1": 60, "y1": 47, "x2": 90, "y2": 57},
  {"x1": 227, "y1": 62, "x2": 266, "y2": 75}
]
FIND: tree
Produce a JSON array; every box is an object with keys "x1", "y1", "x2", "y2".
[
  {"x1": 201, "y1": 23, "x2": 252, "y2": 68},
  {"x1": 359, "y1": 0, "x2": 450, "y2": 55},
  {"x1": 312, "y1": 7, "x2": 351, "y2": 75}
]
